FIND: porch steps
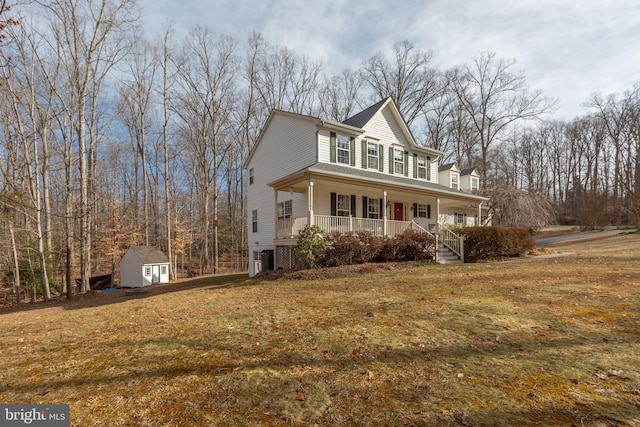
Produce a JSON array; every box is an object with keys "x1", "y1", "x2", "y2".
[{"x1": 437, "y1": 244, "x2": 463, "y2": 264}]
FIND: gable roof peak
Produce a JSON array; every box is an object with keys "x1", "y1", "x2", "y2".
[{"x1": 342, "y1": 97, "x2": 391, "y2": 129}]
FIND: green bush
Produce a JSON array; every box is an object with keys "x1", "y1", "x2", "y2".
[
  {"x1": 460, "y1": 226, "x2": 535, "y2": 262},
  {"x1": 293, "y1": 225, "x2": 330, "y2": 268}
]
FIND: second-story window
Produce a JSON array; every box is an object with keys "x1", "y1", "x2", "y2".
[
  {"x1": 451, "y1": 173, "x2": 459, "y2": 190},
  {"x1": 394, "y1": 148, "x2": 404, "y2": 175},
  {"x1": 471, "y1": 177, "x2": 479, "y2": 191},
  {"x1": 337, "y1": 134, "x2": 350, "y2": 164},
  {"x1": 417, "y1": 155, "x2": 430, "y2": 180},
  {"x1": 249, "y1": 167, "x2": 254, "y2": 185},
  {"x1": 367, "y1": 142, "x2": 379, "y2": 170}
]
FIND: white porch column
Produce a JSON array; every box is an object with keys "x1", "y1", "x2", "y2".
[
  {"x1": 382, "y1": 190, "x2": 388, "y2": 236},
  {"x1": 273, "y1": 188, "x2": 279, "y2": 239},
  {"x1": 477, "y1": 202, "x2": 482, "y2": 226},
  {"x1": 435, "y1": 198, "x2": 441, "y2": 234},
  {"x1": 308, "y1": 180, "x2": 315, "y2": 226},
  {"x1": 273, "y1": 188, "x2": 278, "y2": 270}
]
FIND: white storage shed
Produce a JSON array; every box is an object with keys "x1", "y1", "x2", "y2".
[{"x1": 119, "y1": 246, "x2": 170, "y2": 288}]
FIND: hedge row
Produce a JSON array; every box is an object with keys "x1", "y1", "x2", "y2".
[
  {"x1": 460, "y1": 226, "x2": 536, "y2": 262},
  {"x1": 296, "y1": 229, "x2": 436, "y2": 268},
  {"x1": 323, "y1": 230, "x2": 436, "y2": 266}
]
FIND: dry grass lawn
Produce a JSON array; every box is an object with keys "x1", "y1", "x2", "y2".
[{"x1": 1, "y1": 233, "x2": 639, "y2": 426}]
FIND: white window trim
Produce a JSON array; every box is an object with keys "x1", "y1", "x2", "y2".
[
  {"x1": 368, "y1": 198, "x2": 380, "y2": 219},
  {"x1": 393, "y1": 148, "x2": 404, "y2": 175},
  {"x1": 337, "y1": 134, "x2": 350, "y2": 165},
  {"x1": 451, "y1": 173, "x2": 459, "y2": 190},
  {"x1": 367, "y1": 142, "x2": 379, "y2": 170},
  {"x1": 277, "y1": 200, "x2": 292, "y2": 220},
  {"x1": 337, "y1": 194, "x2": 351, "y2": 217},
  {"x1": 252, "y1": 209, "x2": 258, "y2": 233},
  {"x1": 417, "y1": 155, "x2": 429, "y2": 180}
]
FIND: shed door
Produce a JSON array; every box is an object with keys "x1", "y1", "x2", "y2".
[{"x1": 152, "y1": 265, "x2": 161, "y2": 284}]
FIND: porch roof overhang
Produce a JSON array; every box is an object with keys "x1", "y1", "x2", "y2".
[{"x1": 267, "y1": 162, "x2": 488, "y2": 206}]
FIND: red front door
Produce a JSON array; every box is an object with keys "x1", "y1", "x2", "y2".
[{"x1": 394, "y1": 203, "x2": 403, "y2": 221}]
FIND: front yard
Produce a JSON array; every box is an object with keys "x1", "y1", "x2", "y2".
[{"x1": 1, "y1": 234, "x2": 639, "y2": 426}]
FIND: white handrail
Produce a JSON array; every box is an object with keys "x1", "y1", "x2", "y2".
[{"x1": 438, "y1": 224, "x2": 464, "y2": 259}]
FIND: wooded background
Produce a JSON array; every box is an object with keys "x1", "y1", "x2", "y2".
[{"x1": 0, "y1": 0, "x2": 638, "y2": 302}]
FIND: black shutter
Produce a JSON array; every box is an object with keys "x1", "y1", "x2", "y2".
[
  {"x1": 427, "y1": 204, "x2": 431, "y2": 219},
  {"x1": 350, "y1": 195, "x2": 356, "y2": 217},
  {"x1": 331, "y1": 192, "x2": 337, "y2": 216},
  {"x1": 361, "y1": 140, "x2": 367, "y2": 169},
  {"x1": 350, "y1": 137, "x2": 356, "y2": 166},
  {"x1": 389, "y1": 147, "x2": 394, "y2": 174},
  {"x1": 380, "y1": 199, "x2": 384, "y2": 219},
  {"x1": 362, "y1": 196, "x2": 368, "y2": 218},
  {"x1": 330, "y1": 132, "x2": 336, "y2": 163},
  {"x1": 404, "y1": 151, "x2": 409, "y2": 177},
  {"x1": 412, "y1": 203, "x2": 417, "y2": 217},
  {"x1": 379, "y1": 144, "x2": 384, "y2": 172},
  {"x1": 413, "y1": 153, "x2": 418, "y2": 178}
]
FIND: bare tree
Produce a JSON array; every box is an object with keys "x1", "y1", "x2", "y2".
[
  {"x1": 172, "y1": 27, "x2": 238, "y2": 274},
  {"x1": 588, "y1": 86, "x2": 640, "y2": 226},
  {"x1": 449, "y1": 52, "x2": 557, "y2": 186},
  {"x1": 480, "y1": 186, "x2": 555, "y2": 228},
  {"x1": 36, "y1": 0, "x2": 139, "y2": 292},
  {"x1": 361, "y1": 40, "x2": 439, "y2": 127},
  {"x1": 318, "y1": 69, "x2": 364, "y2": 122},
  {"x1": 0, "y1": 23, "x2": 52, "y2": 301},
  {"x1": 156, "y1": 22, "x2": 175, "y2": 279},
  {"x1": 118, "y1": 34, "x2": 157, "y2": 246}
]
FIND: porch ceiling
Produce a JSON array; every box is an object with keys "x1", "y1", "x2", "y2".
[{"x1": 268, "y1": 162, "x2": 488, "y2": 206}]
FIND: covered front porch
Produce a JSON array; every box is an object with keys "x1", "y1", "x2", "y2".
[{"x1": 269, "y1": 164, "x2": 486, "y2": 264}]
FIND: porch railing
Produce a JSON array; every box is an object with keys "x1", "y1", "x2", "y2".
[
  {"x1": 276, "y1": 216, "x2": 308, "y2": 238},
  {"x1": 438, "y1": 224, "x2": 464, "y2": 260},
  {"x1": 276, "y1": 215, "x2": 437, "y2": 239}
]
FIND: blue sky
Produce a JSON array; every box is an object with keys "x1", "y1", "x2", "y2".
[{"x1": 141, "y1": 0, "x2": 640, "y2": 120}]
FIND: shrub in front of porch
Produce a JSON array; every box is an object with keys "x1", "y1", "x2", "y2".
[
  {"x1": 386, "y1": 230, "x2": 436, "y2": 262},
  {"x1": 323, "y1": 231, "x2": 384, "y2": 266},
  {"x1": 294, "y1": 226, "x2": 436, "y2": 269},
  {"x1": 293, "y1": 225, "x2": 331, "y2": 269},
  {"x1": 460, "y1": 226, "x2": 535, "y2": 262}
]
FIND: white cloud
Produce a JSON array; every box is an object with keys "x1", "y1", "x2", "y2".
[{"x1": 140, "y1": 0, "x2": 640, "y2": 119}]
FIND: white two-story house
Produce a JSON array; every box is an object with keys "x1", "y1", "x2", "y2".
[{"x1": 246, "y1": 98, "x2": 488, "y2": 276}]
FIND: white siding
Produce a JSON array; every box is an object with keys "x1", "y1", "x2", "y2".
[{"x1": 247, "y1": 112, "x2": 319, "y2": 276}]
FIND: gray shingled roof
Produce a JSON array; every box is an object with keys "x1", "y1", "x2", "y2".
[
  {"x1": 438, "y1": 162, "x2": 457, "y2": 172},
  {"x1": 460, "y1": 167, "x2": 478, "y2": 176},
  {"x1": 342, "y1": 98, "x2": 389, "y2": 128},
  {"x1": 302, "y1": 162, "x2": 487, "y2": 202},
  {"x1": 130, "y1": 246, "x2": 169, "y2": 264}
]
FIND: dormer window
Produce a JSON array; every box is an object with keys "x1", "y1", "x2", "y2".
[
  {"x1": 451, "y1": 173, "x2": 459, "y2": 190},
  {"x1": 471, "y1": 177, "x2": 479, "y2": 191}
]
